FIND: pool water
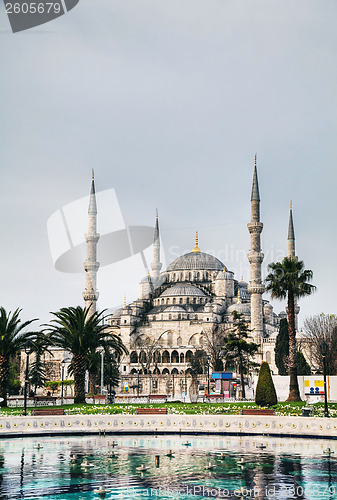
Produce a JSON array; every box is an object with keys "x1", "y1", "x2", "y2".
[{"x1": 1, "y1": 434, "x2": 337, "y2": 499}]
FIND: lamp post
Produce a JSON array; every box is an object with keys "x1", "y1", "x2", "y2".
[
  {"x1": 61, "y1": 360, "x2": 65, "y2": 405},
  {"x1": 137, "y1": 369, "x2": 141, "y2": 397},
  {"x1": 23, "y1": 340, "x2": 33, "y2": 416},
  {"x1": 100, "y1": 350, "x2": 104, "y2": 396},
  {"x1": 320, "y1": 341, "x2": 329, "y2": 418},
  {"x1": 206, "y1": 356, "x2": 210, "y2": 395}
]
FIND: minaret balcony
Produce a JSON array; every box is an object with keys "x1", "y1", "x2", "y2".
[
  {"x1": 85, "y1": 233, "x2": 100, "y2": 243},
  {"x1": 247, "y1": 222, "x2": 263, "y2": 234},
  {"x1": 82, "y1": 291, "x2": 99, "y2": 301},
  {"x1": 84, "y1": 262, "x2": 100, "y2": 272},
  {"x1": 248, "y1": 284, "x2": 265, "y2": 294},
  {"x1": 247, "y1": 252, "x2": 264, "y2": 264}
]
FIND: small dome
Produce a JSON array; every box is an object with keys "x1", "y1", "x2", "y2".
[
  {"x1": 112, "y1": 308, "x2": 123, "y2": 318},
  {"x1": 167, "y1": 252, "x2": 226, "y2": 272},
  {"x1": 140, "y1": 274, "x2": 155, "y2": 284},
  {"x1": 227, "y1": 302, "x2": 251, "y2": 314},
  {"x1": 160, "y1": 284, "x2": 206, "y2": 297},
  {"x1": 264, "y1": 302, "x2": 273, "y2": 311},
  {"x1": 164, "y1": 306, "x2": 185, "y2": 313}
]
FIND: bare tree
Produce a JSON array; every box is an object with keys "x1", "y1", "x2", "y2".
[
  {"x1": 201, "y1": 323, "x2": 228, "y2": 371},
  {"x1": 303, "y1": 314, "x2": 337, "y2": 374},
  {"x1": 134, "y1": 335, "x2": 161, "y2": 374}
]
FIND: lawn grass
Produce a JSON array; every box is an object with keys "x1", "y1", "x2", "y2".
[{"x1": 1, "y1": 401, "x2": 336, "y2": 417}]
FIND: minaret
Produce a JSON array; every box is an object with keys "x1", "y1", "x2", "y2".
[
  {"x1": 83, "y1": 170, "x2": 100, "y2": 317},
  {"x1": 288, "y1": 201, "x2": 295, "y2": 258},
  {"x1": 150, "y1": 210, "x2": 162, "y2": 279},
  {"x1": 287, "y1": 201, "x2": 300, "y2": 329},
  {"x1": 247, "y1": 156, "x2": 265, "y2": 344}
]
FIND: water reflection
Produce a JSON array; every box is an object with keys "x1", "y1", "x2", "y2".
[{"x1": 0, "y1": 435, "x2": 336, "y2": 499}]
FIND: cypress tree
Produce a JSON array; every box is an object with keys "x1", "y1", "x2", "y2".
[
  {"x1": 275, "y1": 318, "x2": 289, "y2": 375},
  {"x1": 255, "y1": 361, "x2": 278, "y2": 407}
]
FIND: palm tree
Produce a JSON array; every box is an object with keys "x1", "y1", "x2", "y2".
[
  {"x1": 45, "y1": 306, "x2": 127, "y2": 403},
  {"x1": 0, "y1": 308, "x2": 38, "y2": 406},
  {"x1": 265, "y1": 257, "x2": 316, "y2": 401}
]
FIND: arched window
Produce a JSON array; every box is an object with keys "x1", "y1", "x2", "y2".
[
  {"x1": 180, "y1": 353, "x2": 185, "y2": 363},
  {"x1": 171, "y1": 368, "x2": 179, "y2": 374},
  {"x1": 178, "y1": 314, "x2": 181, "y2": 320},
  {"x1": 168, "y1": 314, "x2": 172, "y2": 320},
  {"x1": 188, "y1": 273, "x2": 191, "y2": 281},
  {"x1": 153, "y1": 367, "x2": 160, "y2": 375},
  {"x1": 173, "y1": 298, "x2": 176, "y2": 304},
  {"x1": 161, "y1": 299, "x2": 165, "y2": 305},
  {"x1": 196, "y1": 272, "x2": 199, "y2": 280},
  {"x1": 162, "y1": 350, "x2": 170, "y2": 363},
  {"x1": 193, "y1": 298, "x2": 196, "y2": 304},
  {"x1": 139, "y1": 351, "x2": 147, "y2": 363},
  {"x1": 177, "y1": 336, "x2": 182, "y2": 346},
  {"x1": 130, "y1": 369, "x2": 137, "y2": 374},
  {"x1": 179, "y1": 298, "x2": 183, "y2": 304},
  {"x1": 162, "y1": 368, "x2": 170, "y2": 375},
  {"x1": 186, "y1": 350, "x2": 193, "y2": 363},
  {"x1": 167, "y1": 331, "x2": 173, "y2": 346},
  {"x1": 167, "y1": 298, "x2": 170, "y2": 304},
  {"x1": 171, "y1": 350, "x2": 179, "y2": 363},
  {"x1": 130, "y1": 351, "x2": 138, "y2": 364},
  {"x1": 186, "y1": 297, "x2": 190, "y2": 304}
]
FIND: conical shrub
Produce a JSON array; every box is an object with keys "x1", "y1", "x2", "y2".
[{"x1": 255, "y1": 361, "x2": 278, "y2": 407}]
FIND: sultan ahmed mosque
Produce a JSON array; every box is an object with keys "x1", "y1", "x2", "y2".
[{"x1": 80, "y1": 158, "x2": 309, "y2": 399}]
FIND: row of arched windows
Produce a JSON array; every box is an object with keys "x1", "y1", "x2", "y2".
[
  {"x1": 168, "y1": 271, "x2": 210, "y2": 282},
  {"x1": 154, "y1": 297, "x2": 206, "y2": 306},
  {"x1": 130, "y1": 349, "x2": 193, "y2": 365},
  {"x1": 130, "y1": 367, "x2": 193, "y2": 375}
]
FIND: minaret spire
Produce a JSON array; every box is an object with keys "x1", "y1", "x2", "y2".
[
  {"x1": 150, "y1": 209, "x2": 162, "y2": 279},
  {"x1": 83, "y1": 172, "x2": 100, "y2": 317},
  {"x1": 288, "y1": 201, "x2": 295, "y2": 258},
  {"x1": 247, "y1": 156, "x2": 265, "y2": 344},
  {"x1": 287, "y1": 201, "x2": 300, "y2": 329}
]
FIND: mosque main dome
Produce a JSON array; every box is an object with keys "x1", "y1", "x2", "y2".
[{"x1": 167, "y1": 251, "x2": 226, "y2": 272}]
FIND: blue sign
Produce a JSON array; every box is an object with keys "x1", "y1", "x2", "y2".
[{"x1": 212, "y1": 372, "x2": 233, "y2": 380}]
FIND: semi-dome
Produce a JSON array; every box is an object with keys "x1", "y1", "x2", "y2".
[
  {"x1": 167, "y1": 252, "x2": 226, "y2": 272},
  {"x1": 160, "y1": 284, "x2": 206, "y2": 297},
  {"x1": 164, "y1": 306, "x2": 186, "y2": 312},
  {"x1": 227, "y1": 302, "x2": 251, "y2": 314}
]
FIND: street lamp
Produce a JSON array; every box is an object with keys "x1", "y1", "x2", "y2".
[
  {"x1": 320, "y1": 342, "x2": 329, "y2": 418},
  {"x1": 206, "y1": 357, "x2": 211, "y2": 395},
  {"x1": 61, "y1": 360, "x2": 65, "y2": 405},
  {"x1": 100, "y1": 350, "x2": 104, "y2": 396},
  {"x1": 23, "y1": 340, "x2": 33, "y2": 416}
]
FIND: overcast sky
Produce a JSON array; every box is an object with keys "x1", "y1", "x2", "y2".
[{"x1": 1, "y1": 0, "x2": 337, "y2": 328}]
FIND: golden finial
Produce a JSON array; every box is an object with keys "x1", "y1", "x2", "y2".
[
  {"x1": 241, "y1": 276, "x2": 244, "y2": 282},
  {"x1": 123, "y1": 295, "x2": 126, "y2": 308},
  {"x1": 147, "y1": 269, "x2": 150, "y2": 277},
  {"x1": 290, "y1": 200, "x2": 292, "y2": 210},
  {"x1": 237, "y1": 288, "x2": 241, "y2": 304},
  {"x1": 156, "y1": 208, "x2": 158, "y2": 219},
  {"x1": 92, "y1": 169, "x2": 95, "y2": 180},
  {"x1": 254, "y1": 154, "x2": 257, "y2": 167},
  {"x1": 192, "y1": 231, "x2": 201, "y2": 253}
]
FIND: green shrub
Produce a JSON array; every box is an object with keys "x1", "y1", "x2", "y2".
[{"x1": 255, "y1": 362, "x2": 278, "y2": 407}]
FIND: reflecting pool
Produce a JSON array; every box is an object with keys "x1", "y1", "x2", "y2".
[{"x1": 1, "y1": 434, "x2": 337, "y2": 499}]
